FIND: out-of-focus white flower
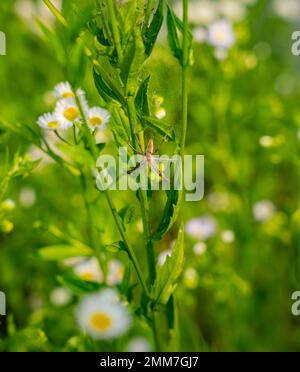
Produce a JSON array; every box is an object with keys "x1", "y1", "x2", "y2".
[
  {"x1": 76, "y1": 289, "x2": 131, "y2": 340},
  {"x1": 107, "y1": 260, "x2": 124, "y2": 286},
  {"x1": 74, "y1": 258, "x2": 103, "y2": 282},
  {"x1": 157, "y1": 249, "x2": 172, "y2": 267},
  {"x1": 50, "y1": 287, "x2": 72, "y2": 307},
  {"x1": 207, "y1": 20, "x2": 235, "y2": 50},
  {"x1": 1, "y1": 199, "x2": 16, "y2": 212},
  {"x1": 127, "y1": 337, "x2": 152, "y2": 352},
  {"x1": 193, "y1": 27, "x2": 207, "y2": 43},
  {"x1": 193, "y1": 242, "x2": 207, "y2": 256},
  {"x1": 207, "y1": 191, "x2": 231, "y2": 211},
  {"x1": 183, "y1": 267, "x2": 198, "y2": 289},
  {"x1": 175, "y1": 1, "x2": 218, "y2": 25},
  {"x1": 19, "y1": 187, "x2": 36, "y2": 208},
  {"x1": 15, "y1": 0, "x2": 62, "y2": 34},
  {"x1": 221, "y1": 230, "x2": 235, "y2": 244},
  {"x1": 219, "y1": 0, "x2": 246, "y2": 22},
  {"x1": 155, "y1": 108, "x2": 167, "y2": 120},
  {"x1": 55, "y1": 98, "x2": 86, "y2": 127},
  {"x1": 37, "y1": 113, "x2": 62, "y2": 130},
  {"x1": 259, "y1": 136, "x2": 274, "y2": 148},
  {"x1": 253, "y1": 200, "x2": 276, "y2": 222},
  {"x1": 157, "y1": 240, "x2": 175, "y2": 266},
  {"x1": 186, "y1": 216, "x2": 217, "y2": 240},
  {"x1": 87, "y1": 107, "x2": 110, "y2": 132},
  {"x1": 273, "y1": 0, "x2": 300, "y2": 22}
]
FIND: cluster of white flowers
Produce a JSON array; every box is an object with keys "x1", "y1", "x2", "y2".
[
  {"x1": 76, "y1": 288, "x2": 131, "y2": 340},
  {"x1": 72, "y1": 257, "x2": 125, "y2": 286},
  {"x1": 37, "y1": 82, "x2": 110, "y2": 133},
  {"x1": 175, "y1": 0, "x2": 256, "y2": 59}
]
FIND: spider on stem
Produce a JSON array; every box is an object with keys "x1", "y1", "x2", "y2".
[{"x1": 127, "y1": 134, "x2": 168, "y2": 181}]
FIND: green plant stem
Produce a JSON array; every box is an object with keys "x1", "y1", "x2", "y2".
[
  {"x1": 126, "y1": 96, "x2": 156, "y2": 285},
  {"x1": 144, "y1": 0, "x2": 155, "y2": 30},
  {"x1": 180, "y1": 0, "x2": 189, "y2": 156},
  {"x1": 104, "y1": 190, "x2": 149, "y2": 297},
  {"x1": 74, "y1": 89, "x2": 148, "y2": 296},
  {"x1": 107, "y1": 0, "x2": 123, "y2": 62},
  {"x1": 80, "y1": 171, "x2": 95, "y2": 249}
]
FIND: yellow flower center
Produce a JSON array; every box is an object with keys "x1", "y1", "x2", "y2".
[
  {"x1": 89, "y1": 116, "x2": 103, "y2": 127},
  {"x1": 215, "y1": 31, "x2": 226, "y2": 42},
  {"x1": 80, "y1": 272, "x2": 94, "y2": 282},
  {"x1": 62, "y1": 92, "x2": 74, "y2": 98},
  {"x1": 90, "y1": 312, "x2": 112, "y2": 332},
  {"x1": 47, "y1": 121, "x2": 59, "y2": 129},
  {"x1": 64, "y1": 106, "x2": 79, "y2": 121}
]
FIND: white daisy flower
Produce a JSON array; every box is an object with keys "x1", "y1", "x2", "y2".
[
  {"x1": 107, "y1": 260, "x2": 124, "y2": 286},
  {"x1": 127, "y1": 337, "x2": 152, "y2": 352},
  {"x1": 193, "y1": 242, "x2": 207, "y2": 256},
  {"x1": 50, "y1": 287, "x2": 72, "y2": 307},
  {"x1": 221, "y1": 230, "x2": 235, "y2": 244},
  {"x1": 273, "y1": 0, "x2": 300, "y2": 22},
  {"x1": 253, "y1": 200, "x2": 276, "y2": 222},
  {"x1": 53, "y1": 81, "x2": 85, "y2": 100},
  {"x1": 87, "y1": 107, "x2": 110, "y2": 132},
  {"x1": 219, "y1": 0, "x2": 246, "y2": 22},
  {"x1": 19, "y1": 187, "x2": 36, "y2": 208},
  {"x1": 193, "y1": 27, "x2": 207, "y2": 43},
  {"x1": 55, "y1": 98, "x2": 86, "y2": 127},
  {"x1": 186, "y1": 216, "x2": 217, "y2": 241},
  {"x1": 207, "y1": 19, "x2": 235, "y2": 50},
  {"x1": 74, "y1": 258, "x2": 103, "y2": 282},
  {"x1": 37, "y1": 112, "x2": 63, "y2": 130},
  {"x1": 76, "y1": 289, "x2": 131, "y2": 340}
]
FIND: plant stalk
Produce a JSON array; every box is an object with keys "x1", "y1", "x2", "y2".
[{"x1": 107, "y1": 0, "x2": 123, "y2": 62}]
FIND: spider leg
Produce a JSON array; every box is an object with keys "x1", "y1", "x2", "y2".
[
  {"x1": 127, "y1": 158, "x2": 148, "y2": 175},
  {"x1": 134, "y1": 132, "x2": 144, "y2": 153},
  {"x1": 150, "y1": 158, "x2": 169, "y2": 182},
  {"x1": 127, "y1": 141, "x2": 143, "y2": 155}
]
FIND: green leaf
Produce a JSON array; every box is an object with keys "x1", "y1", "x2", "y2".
[
  {"x1": 93, "y1": 68, "x2": 120, "y2": 104},
  {"x1": 166, "y1": 2, "x2": 193, "y2": 66},
  {"x1": 0, "y1": 120, "x2": 41, "y2": 146},
  {"x1": 57, "y1": 275, "x2": 102, "y2": 295},
  {"x1": 38, "y1": 244, "x2": 93, "y2": 261},
  {"x1": 141, "y1": 116, "x2": 175, "y2": 141},
  {"x1": 151, "y1": 223, "x2": 185, "y2": 304},
  {"x1": 144, "y1": 0, "x2": 165, "y2": 56},
  {"x1": 110, "y1": 108, "x2": 130, "y2": 147},
  {"x1": 96, "y1": 142, "x2": 106, "y2": 152},
  {"x1": 120, "y1": 29, "x2": 145, "y2": 93},
  {"x1": 118, "y1": 205, "x2": 138, "y2": 225},
  {"x1": 154, "y1": 189, "x2": 182, "y2": 240},
  {"x1": 166, "y1": 3, "x2": 182, "y2": 63},
  {"x1": 135, "y1": 76, "x2": 151, "y2": 118}
]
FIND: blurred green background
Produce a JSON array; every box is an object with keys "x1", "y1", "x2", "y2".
[{"x1": 1, "y1": 0, "x2": 300, "y2": 351}]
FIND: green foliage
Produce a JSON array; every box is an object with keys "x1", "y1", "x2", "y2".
[{"x1": 151, "y1": 223, "x2": 184, "y2": 304}]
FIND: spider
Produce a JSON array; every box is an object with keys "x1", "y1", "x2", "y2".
[{"x1": 127, "y1": 134, "x2": 168, "y2": 181}]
